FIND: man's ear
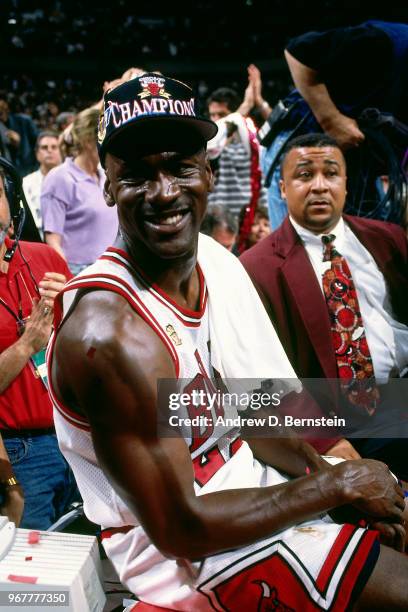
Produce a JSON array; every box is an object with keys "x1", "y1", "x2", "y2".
[
  {"x1": 205, "y1": 156, "x2": 215, "y2": 193},
  {"x1": 104, "y1": 178, "x2": 115, "y2": 207},
  {"x1": 279, "y1": 179, "x2": 286, "y2": 200}
]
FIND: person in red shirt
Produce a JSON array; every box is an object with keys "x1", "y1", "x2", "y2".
[{"x1": 0, "y1": 160, "x2": 78, "y2": 529}]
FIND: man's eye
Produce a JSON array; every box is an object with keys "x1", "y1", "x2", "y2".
[
  {"x1": 121, "y1": 176, "x2": 145, "y2": 185},
  {"x1": 173, "y1": 163, "x2": 196, "y2": 176}
]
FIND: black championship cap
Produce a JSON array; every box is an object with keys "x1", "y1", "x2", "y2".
[{"x1": 98, "y1": 73, "x2": 218, "y2": 165}]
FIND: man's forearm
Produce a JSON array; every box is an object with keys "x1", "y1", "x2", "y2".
[
  {"x1": 0, "y1": 339, "x2": 34, "y2": 393},
  {"x1": 247, "y1": 436, "x2": 327, "y2": 477},
  {"x1": 284, "y1": 49, "x2": 340, "y2": 129},
  {"x1": 169, "y1": 467, "x2": 344, "y2": 559}
]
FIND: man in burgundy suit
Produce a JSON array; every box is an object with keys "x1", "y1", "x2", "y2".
[{"x1": 241, "y1": 133, "x2": 408, "y2": 476}]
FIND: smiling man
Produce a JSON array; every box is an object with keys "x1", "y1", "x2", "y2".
[
  {"x1": 241, "y1": 133, "x2": 408, "y2": 474},
  {"x1": 48, "y1": 79, "x2": 408, "y2": 611}
]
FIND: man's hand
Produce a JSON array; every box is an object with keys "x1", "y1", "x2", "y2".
[
  {"x1": 334, "y1": 459, "x2": 405, "y2": 523},
  {"x1": 321, "y1": 112, "x2": 365, "y2": 150},
  {"x1": 6, "y1": 129, "x2": 20, "y2": 147},
  {"x1": 370, "y1": 521, "x2": 406, "y2": 552},
  {"x1": 1, "y1": 484, "x2": 24, "y2": 526},
  {"x1": 325, "y1": 438, "x2": 361, "y2": 460},
  {"x1": 238, "y1": 83, "x2": 255, "y2": 117},
  {"x1": 248, "y1": 63, "x2": 272, "y2": 119},
  {"x1": 19, "y1": 299, "x2": 54, "y2": 354},
  {"x1": 38, "y1": 272, "x2": 67, "y2": 307}
]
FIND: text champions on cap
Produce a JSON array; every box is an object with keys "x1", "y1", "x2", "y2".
[{"x1": 98, "y1": 75, "x2": 196, "y2": 142}]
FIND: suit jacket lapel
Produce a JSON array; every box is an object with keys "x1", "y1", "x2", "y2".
[{"x1": 276, "y1": 219, "x2": 338, "y2": 378}]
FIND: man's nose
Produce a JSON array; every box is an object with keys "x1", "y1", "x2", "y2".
[
  {"x1": 311, "y1": 173, "x2": 328, "y2": 191},
  {"x1": 145, "y1": 174, "x2": 181, "y2": 205}
]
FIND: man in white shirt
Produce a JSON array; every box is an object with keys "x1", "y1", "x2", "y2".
[
  {"x1": 241, "y1": 133, "x2": 408, "y2": 476},
  {"x1": 22, "y1": 131, "x2": 61, "y2": 233}
]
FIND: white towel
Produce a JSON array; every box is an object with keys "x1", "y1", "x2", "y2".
[{"x1": 197, "y1": 233, "x2": 301, "y2": 394}]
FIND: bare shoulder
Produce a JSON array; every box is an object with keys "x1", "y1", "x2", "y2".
[{"x1": 52, "y1": 289, "x2": 176, "y2": 419}]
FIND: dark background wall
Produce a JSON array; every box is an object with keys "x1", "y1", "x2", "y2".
[{"x1": 1, "y1": 1, "x2": 407, "y2": 115}]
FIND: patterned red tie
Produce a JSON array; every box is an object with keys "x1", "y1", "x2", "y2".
[{"x1": 321, "y1": 234, "x2": 379, "y2": 415}]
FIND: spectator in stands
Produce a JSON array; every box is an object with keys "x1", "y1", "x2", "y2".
[
  {"x1": 41, "y1": 107, "x2": 118, "y2": 274},
  {"x1": 0, "y1": 161, "x2": 79, "y2": 529},
  {"x1": 237, "y1": 203, "x2": 271, "y2": 252},
  {"x1": 56, "y1": 111, "x2": 75, "y2": 133},
  {"x1": 22, "y1": 131, "x2": 61, "y2": 234},
  {"x1": 263, "y1": 21, "x2": 408, "y2": 229},
  {"x1": 206, "y1": 66, "x2": 271, "y2": 219},
  {"x1": 0, "y1": 93, "x2": 38, "y2": 176},
  {"x1": 201, "y1": 205, "x2": 238, "y2": 251}
]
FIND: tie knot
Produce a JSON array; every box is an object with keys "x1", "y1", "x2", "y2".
[{"x1": 322, "y1": 234, "x2": 336, "y2": 245}]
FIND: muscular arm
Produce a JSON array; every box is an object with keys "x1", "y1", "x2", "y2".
[
  {"x1": 284, "y1": 49, "x2": 364, "y2": 149},
  {"x1": 53, "y1": 291, "x2": 405, "y2": 560}
]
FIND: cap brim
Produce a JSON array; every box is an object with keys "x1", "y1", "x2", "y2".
[{"x1": 100, "y1": 115, "x2": 218, "y2": 163}]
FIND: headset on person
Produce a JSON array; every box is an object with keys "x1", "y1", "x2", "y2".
[{"x1": 0, "y1": 156, "x2": 41, "y2": 262}]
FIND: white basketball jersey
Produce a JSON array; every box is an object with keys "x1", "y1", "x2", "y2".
[
  {"x1": 48, "y1": 247, "x2": 372, "y2": 612},
  {"x1": 47, "y1": 247, "x2": 274, "y2": 608}
]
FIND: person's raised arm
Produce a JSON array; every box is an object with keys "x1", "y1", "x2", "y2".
[
  {"x1": 248, "y1": 64, "x2": 272, "y2": 120},
  {"x1": 284, "y1": 49, "x2": 364, "y2": 149},
  {"x1": 53, "y1": 290, "x2": 405, "y2": 560}
]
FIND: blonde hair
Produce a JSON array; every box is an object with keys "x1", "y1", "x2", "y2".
[{"x1": 70, "y1": 107, "x2": 99, "y2": 154}]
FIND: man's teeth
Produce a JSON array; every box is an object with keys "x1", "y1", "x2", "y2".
[{"x1": 156, "y1": 214, "x2": 183, "y2": 225}]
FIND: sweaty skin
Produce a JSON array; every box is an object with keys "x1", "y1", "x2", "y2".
[{"x1": 51, "y1": 146, "x2": 408, "y2": 609}]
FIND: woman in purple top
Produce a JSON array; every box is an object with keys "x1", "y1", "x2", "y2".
[{"x1": 41, "y1": 108, "x2": 118, "y2": 275}]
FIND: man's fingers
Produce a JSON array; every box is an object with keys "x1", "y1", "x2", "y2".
[
  {"x1": 43, "y1": 272, "x2": 67, "y2": 281},
  {"x1": 372, "y1": 522, "x2": 405, "y2": 552},
  {"x1": 395, "y1": 482, "x2": 405, "y2": 497},
  {"x1": 391, "y1": 523, "x2": 406, "y2": 552}
]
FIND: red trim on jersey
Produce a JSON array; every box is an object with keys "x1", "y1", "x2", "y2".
[
  {"x1": 229, "y1": 437, "x2": 243, "y2": 458},
  {"x1": 333, "y1": 529, "x2": 379, "y2": 611},
  {"x1": 316, "y1": 522, "x2": 357, "y2": 592},
  {"x1": 102, "y1": 247, "x2": 208, "y2": 325},
  {"x1": 128, "y1": 603, "x2": 174, "y2": 612},
  {"x1": 56, "y1": 273, "x2": 180, "y2": 376},
  {"x1": 203, "y1": 528, "x2": 378, "y2": 611},
  {"x1": 48, "y1": 271, "x2": 182, "y2": 431},
  {"x1": 100, "y1": 525, "x2": 134, "y2": 540},
  {"x1": 47, "y1": 332, "x2": 91, "y2": 432},
  {"x1": 101, "y1": 255, "x2": 204, "y2": 328}
]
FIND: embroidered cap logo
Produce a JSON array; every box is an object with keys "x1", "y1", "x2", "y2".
[{"x1": 138, "y1": 76, "x2": 171, "y2": 100}]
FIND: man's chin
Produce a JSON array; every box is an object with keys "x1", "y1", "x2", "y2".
[
  {"x1": 305, "y1": 214, "x2": 338, "y2": 234},
  {"x1": 147, "y1": 236, "x2": 197, "y2": 261}
]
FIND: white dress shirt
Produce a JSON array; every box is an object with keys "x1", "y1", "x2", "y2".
[{"x1": 289, "y1": 216, "x2": 408, "y2": 380}]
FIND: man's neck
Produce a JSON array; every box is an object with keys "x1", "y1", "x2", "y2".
[{"x1": 120, "y1": 237, "x2": 200, "y2": 311}]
